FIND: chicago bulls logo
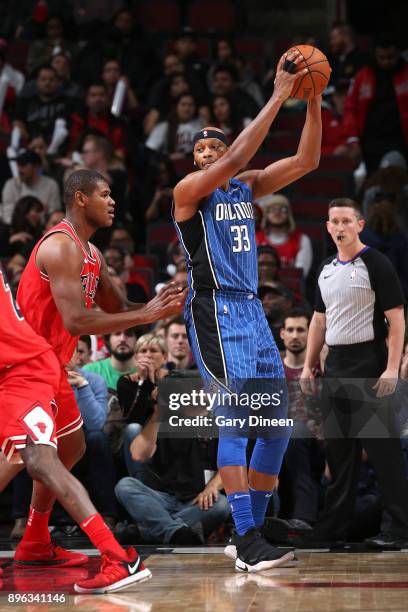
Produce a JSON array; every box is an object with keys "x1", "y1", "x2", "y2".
[
  {"x1": 80, "y1": 267, "x2": 100, "y2": 306},
  {"x1": 35, "y1": 422, "x2": 47, "y2": 434},
  {"x1": 20, "y1": 405, "x2": 55, "y2": 444}
]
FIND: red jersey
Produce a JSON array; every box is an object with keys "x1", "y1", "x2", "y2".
[
  {"x1": 271, "y1": 229, "x2": 302, "y2": 267},
  {"x1": 0, "y1": 264, "x2": 51, "y2": 371},
  {"x1": 17, "y1": 219, "x2": 101, "y2": 366}
]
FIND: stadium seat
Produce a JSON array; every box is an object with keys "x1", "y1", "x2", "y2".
[
  {"x1": 293, "y1": 172, "x2": 354, "y2": 198},
  {"x1": 235, "y1": 39, "x2": 265, "y2": 58},
  {"x1": 297, "y1": 221, "x2": 325, "y2": 245},
  {"x1": 147, "y1": 224, "x2": 177, "y2": 244},
  {"x1": 187, "y1": 0, "x2": 236, "y2": 32},
  {"x1": 318, "y1": 155, "x2": 355, "y2": 172},
  {"x1": 133, "y1": 267, "x2": 154, "y2": 297},
  {"x1": 268, "y1": 132, "x2": 300, "y2": 154},
  {"x1": 273, "y1": 114, "x2": 305, "y2": 131},
  {"x1": 172, "y1": 157, "x2": 194, "y2": 177},
  {"x1": 133, "y1": 254, "x2": 159, "y2": 271},
  {"x1": 195, "y1": 39, "x2": 211, "y2": 59},
  {"x1": 281, "y1": 266, "x2": 303, "y2": 280},
  {"x1": 247, "y1": 155, "x2": 273, "y2": 170},
  {"x1": 273, "y1": 37, "x2": 292, "y2": 63},
  {"x1": 6, "y1": 41, "x2": 29, "y2": 73},
  {"x1": 235, "y1": 39, "x2": 265, "y2": 75},
  {"x1": 135, "y1": 1, "x2": 181, "y2": 32},
  {"x1": 291, "y1": 199, "x2": 328, "y2": 220}
]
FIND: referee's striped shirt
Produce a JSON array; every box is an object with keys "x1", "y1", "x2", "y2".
[{"x1": 315, "y1": 247, "x2": 405, "y2": 346}]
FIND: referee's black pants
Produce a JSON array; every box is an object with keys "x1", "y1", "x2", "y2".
[{"x1": 316, "y1": 341, "x2": 408, "y2": 539}]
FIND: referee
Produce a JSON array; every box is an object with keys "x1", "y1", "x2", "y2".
[{"x1": 301, "y1": 197, "x2": 408, "y2": 547}]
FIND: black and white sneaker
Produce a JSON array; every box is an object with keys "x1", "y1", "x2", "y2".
[
  {"x1": 224, "y1": 529, "x2": 298, "y2": 567},
  {"x1": 234, "y1": 528, "x2": 295, "y2": 573}
]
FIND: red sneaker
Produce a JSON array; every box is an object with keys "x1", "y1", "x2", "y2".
[
  {"x1": 74, "y1": 547, "x2": 151, "y2": 594},
  {"x1": 14, "y1": 540, "x2": 88, "y2": 567}
]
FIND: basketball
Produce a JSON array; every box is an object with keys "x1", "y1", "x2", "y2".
[{"x1": 282, "y1": 45, "x2": 331, "y2": 100}]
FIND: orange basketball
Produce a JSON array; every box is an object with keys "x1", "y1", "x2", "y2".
[{"x1": 282, "y1": 45, "x2": 331, "y2": 99}]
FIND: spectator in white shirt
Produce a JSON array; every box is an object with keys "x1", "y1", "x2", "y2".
[
  {"x1": 146, "y1": 93, "x2": 203, "y2": 160},
  {"x1": 1, "y1": 150, "x2": 61, "y2": 224}
]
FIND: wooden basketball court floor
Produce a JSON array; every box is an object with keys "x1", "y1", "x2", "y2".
[{"x1": 2, "y1": 545, "x2": 408, "y2": 611}]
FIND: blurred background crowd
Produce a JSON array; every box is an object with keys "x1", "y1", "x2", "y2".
[{"x1": 0, "y1": 0, "x2": 408, "y2": 548}]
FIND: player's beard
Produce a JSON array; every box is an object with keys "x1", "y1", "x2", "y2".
[{"x1": 111, "y1": 349, "x2": 135, "y2": 362}]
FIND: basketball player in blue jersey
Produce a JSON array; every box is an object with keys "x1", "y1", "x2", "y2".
[{"x1": 173, "y1": 50, "x2": 322, "y2": 572}]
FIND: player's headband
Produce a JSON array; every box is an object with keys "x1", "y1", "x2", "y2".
[{"x1": 193, "y1": 129, "x2": 227, "y2": 146}]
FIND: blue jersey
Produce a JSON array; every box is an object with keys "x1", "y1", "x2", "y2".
[{"x1": 174, "y1": 178, "x2": 258, "y2": 294}]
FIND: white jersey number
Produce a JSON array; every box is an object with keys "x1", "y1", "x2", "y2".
[{"x1": 230, "y1": 225, "x2": 251, "y2": 253}]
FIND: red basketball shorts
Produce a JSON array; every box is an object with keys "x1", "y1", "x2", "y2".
[{"x1": 0, "y1": 350, "x2": 83, "y2": 463}]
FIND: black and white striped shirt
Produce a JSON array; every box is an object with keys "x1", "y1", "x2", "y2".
[{"x1": 315, "y1": 247, "x2": 404, "y2": 346}]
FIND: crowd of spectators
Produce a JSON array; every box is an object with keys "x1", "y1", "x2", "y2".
[{"x1": 0, "y1": 3, "x2": 408, "y2": 547}]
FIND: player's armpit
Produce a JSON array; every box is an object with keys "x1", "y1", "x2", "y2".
[{"x1": 93, "y1": 247, "x2": 128, "y2": 313}]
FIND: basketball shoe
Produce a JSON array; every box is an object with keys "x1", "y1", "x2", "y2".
[
  {"x1": 224, "y1": 529, "x2": 298, "y2": 567},
  {"x1": 14, "y1": 540, "x2": 88, "y2": 567},
  {"x1": 231, "y1": 528, "x2": 295, "y2": 572},
  {"x1": 74, "y1": 547, "x2": 151, "y2": 594}
]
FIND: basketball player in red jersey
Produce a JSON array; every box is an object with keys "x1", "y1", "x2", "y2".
[{"x1": 0, "y1": 170, "x2": 185, "y2": 593}]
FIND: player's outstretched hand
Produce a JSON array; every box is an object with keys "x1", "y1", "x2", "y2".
[
  {"x1": 142, "y1": 282, "x2": 187, "y2": 323},
  {"x1": 300, "y1": 366, "x2": 317, "y2": 397},
  {"x1": 273, "y1": 49, "x2": 308, "y2": 102}
]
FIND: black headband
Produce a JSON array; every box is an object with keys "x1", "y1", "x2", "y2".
[{"x1": 193, "y1": 129, "x2": 227, "y2": 146}]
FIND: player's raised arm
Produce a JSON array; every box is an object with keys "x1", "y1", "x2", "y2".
[
  {"x1": 174, "y1": 51, "x2": 306, "y2": 220},
  {"x1": 237, "y1": 95, "x2": 322, "y2": 199},
  {"x1": 37, "y1": 234, "x2": 186, "y2": 335}
]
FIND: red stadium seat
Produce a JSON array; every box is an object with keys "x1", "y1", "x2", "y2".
[
  {"x1": 318, "y1": 155, "x2": 355, "y2": 172},
  {"x1": 268, "y1": 132, "x2": 300, "y2": 154},
  {"x1": 273, "y1": 37, "x2": 292, "y2": 62},
  {"x1": 172, "y1": 158, "x2": 194, "y2": 178},
  {"x1": 280, "y1": 266, "x2": 303, "y2": 280},
  {"x1": 279, "y1": 267, "x2": 304, "y2": 300},
  {"x1": 133, "y1": 267, "x2": 154, "y2": 298},
  {"x1": 247, "y1": 155, "x2": 273, "y2": 170},
  {"x1": 7, "y1": 41, "x2": 29, "y2": 73},
  {"x1": 235, "y1": 39, "x2": 265, "y2": 58},
  {"x1": 297, "y1": 222, "x2": 325, "y2": 243},
  {"x1": 235, "y1": 39, "x2": 265, "y2": 75},
  {"x1": 187, "y1": 0, "x2": 236, "y2": 32},
  {"x1": 147, "y1": 224, "x2": 177, "y2": 244},
  {"x1": 135, "y1": 1, "x2": 181, "y2": 32},
  {"x1": 273, "y1": 114, "x2": 305, "y2": 131},
  {"x1": 133, "y1": 254, "x2": 159, "y2": 271},
  {"x1": 166, "y1": 38, "x2": 211, "y2": 59},
  {"x1": 293, "y1": 172, "x2": 354, "y2": 198},
  {"x1": 195, "y1": 39, "x2": 211, "y2": 59},
  {"x1": 291, "y1": 199, "x2": 328, "y2": 220}
]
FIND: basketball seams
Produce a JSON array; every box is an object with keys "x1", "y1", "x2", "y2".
[
  {"x1": 289, "y1": 45, "x2": 330, "y2": 98},
  {"x1": 291, "y1": 45, "x2": 315, "y2": 98},
  {"x1": 310, "y1": 70, "x2": 330, "y2": 82}
]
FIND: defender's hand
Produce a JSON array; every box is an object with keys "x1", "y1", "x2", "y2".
[{"x1": 140, "y1": 283, "x2": 187, "y2": 324}]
